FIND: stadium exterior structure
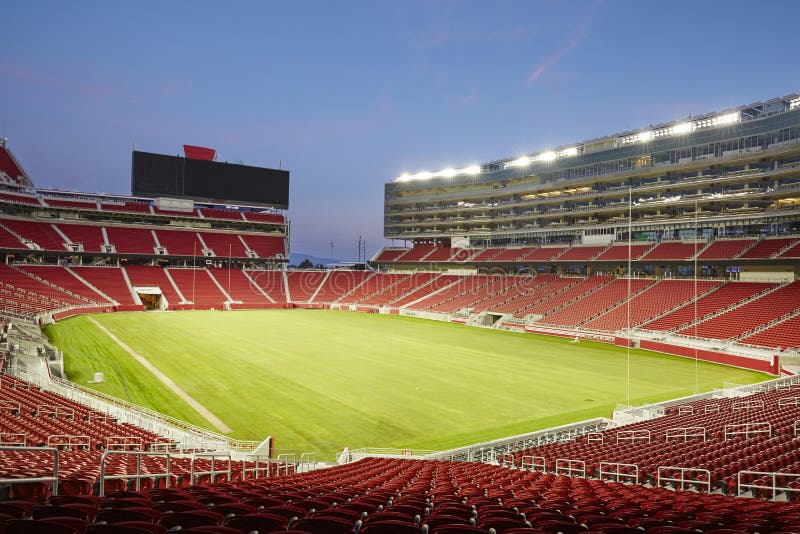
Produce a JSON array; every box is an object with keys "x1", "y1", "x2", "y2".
[{"x1": 382, "y1": 93, "x2": 800, "y2": 258}]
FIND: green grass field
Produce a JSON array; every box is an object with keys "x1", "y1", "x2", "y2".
[{"x1": 44, "y1": 309, "x2": 771, "y2": 459}]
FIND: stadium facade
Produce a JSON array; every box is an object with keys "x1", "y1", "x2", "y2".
[{"x1": 383, "y1": 94, "x2": 800, "y2": 258}]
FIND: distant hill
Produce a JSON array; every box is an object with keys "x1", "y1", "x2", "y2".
[{"x1": 289, "y1": 252, "x2": 338, "y2": 267}]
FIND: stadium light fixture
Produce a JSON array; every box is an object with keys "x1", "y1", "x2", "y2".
[
  {"x1": 540, "y1": 151, "x2": 557, "y2": 162},
  {"x1": 672, "y1": 122, "x2": 693, "y2": 135},
  {"x1": 712, "y1": 111, "x2": 740, "y2": 126},
  {"x1": 465, "y1": 165, "x2": 481, "y2": 175},
  {"x1": 395, "y1": 165, "x2": 483, "y2": 182},
  {"x1": 636, "y1": 131, "x2": 654, "y2": 143},
  {"x1": 507, "y1": 156, "x2": 532, "y2": 168}
]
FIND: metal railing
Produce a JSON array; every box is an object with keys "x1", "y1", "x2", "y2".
[
  {"x1": 665, "y1": 427, "x2": 706, "y2": 442},
  {"x1": 106, "y1": 436, "x2": 143, "y2": 451},
  {"x1": 425, "y1": 418, "x2": 610, "y2": 462},
  {"x1": 599, "y1": 462, "x2": 639, "y2": 484},
  {"x1": 657, "y1": 466, "x2": 711, "y2": 493},
  {"x1": 275, "y1": 453, "x2": 296, "y2": 477},
  {"x1": 99, "y1": 450, "x2": 171, "y2": 496},
  {"x1": 586, "y1": 432, "x2": 604, "y2": 444},
  {"x1": 0, "y1": 446, "x2": 59, "y2": 496},
  {"x1": 724, "y1": 422, "x2": 771, "y2": 440},
  {"x1": 520, "y1": 455, "x2": 546, "y2": 473},
  {"x1": 241, "y1": 455, "x2": 272, "y2": 479},
  {"x1": 0, "y1": 433, "x2": 26, "y2": 447},
  {"x1": 190, "y1": 453, "x2": 232, "y2": 485},
  {"x1": 298, "y1": 452, "x2": 317, "y2": 473},
  {"x1": 341, "y1": 447, "x2": 439, "y2": 463},
  {"x1": 10, "y1": 367, "x2": 259, "y2": 454},
  {"x1": 732, "y1": 399, "x2": 765, "y2": 411},
  {"x1": 36, "y1": 404, "x2": 73, "y2": 419},
  {"x1": 616, "y1": 429, "x2": 650, "y2": 443},
  {"x1": 778, "y1": 397, "x2": 800, "y2": 407},
  {"x1": 738, "y1": 470, "x2": 800, "y2": 500},
  {"x1": 555, "y1": 459, "x2": 585, "y2": 478},
  {"x1": 47, "y1": 435, "x2": 90, "y2": 450},
  {"x1": 499, "y1": 454, "x2": 515, "y2": 468}
]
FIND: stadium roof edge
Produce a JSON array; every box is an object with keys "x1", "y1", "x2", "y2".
[{"x1": 393, "y1": 91, "x2": 800, "y2": 183}]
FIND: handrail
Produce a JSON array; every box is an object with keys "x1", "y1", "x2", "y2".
[
  {"x1": 586, "y1": 432, "x2": 604, "y2": 444},
  {"x1": 778, "y1": 397, "x2": 800, "y2": 407},
  {"x1": 99, "y1": 450, "x2": 171, "y2": 496},
  {"x1": 555, "y1": 458, "x2": 585, "y2": 478},
  {"x1": 732, "y1": 399, "x2": 764, "y2": 411},
  {"x1": 190, "y1": 453, "x2": 232, "y2": 485},
  {"x1": 47, "y1": 435, "x2": 90, "y2": 450},
  {"x1": 106, "y1": 436, "x2": 143, "y2": 451},
  {"x1": 13, "y1": 368, "x2": 257, "y2": 453},
  {"x1": 665, "y1": 427, "x2": 706, "y2": 442},
  {"x1": 275, "y1": 453, "x2": 296, "y2": 477},
  {"x1": 657, "y1": 466, "x2": 711, "y2": 493},
  {"x1": 738, "y1": 470, "x2": 800, "y2": 500},
  {"x1": 241, "y1": 455, "x2": 272, "y2": 479},
  {"x1": 599, "y1": 462, "x2": 639, "y2": 484},
  {"x1": 499, "y1": 454, "x2": 515, "y2": 468},
  {"x1": 298, "y1": 452, "x2": 317, "y2": 473},
  {"x1": 0, "y1": 446, "x2": 59, "y2": 496},
  {"x1": 724, "y1": 422, "x2": 771, "y2": 439},
  {"x1": 616, "y1": 429, "x2": 650, "y2": 443},
  {"x1": 0, "y1": 433, "x2": 26, "y2": 447},
  {"x1": 520, "y1": 455, "x2": 546, "y2": 473},
  {"x1": 36, "y1": 404, "x2": 74, "y2": 419}
]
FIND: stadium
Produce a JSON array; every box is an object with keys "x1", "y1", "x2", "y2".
[{"x1": 0, "y1": 85, "x2": 799, "y2": 532}]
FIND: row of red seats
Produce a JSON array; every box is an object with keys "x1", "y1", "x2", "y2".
[
  {"x1": 1, "y1": 265, "x2": 797, "y2": 348},
  {"x1": 0, "y1": 190, "x2": 285, "y2": 225},
  {"x1": 374, "y1": 237, "x2": 799, "y2": 264},
  {"x1": 0, "y1": 217, "x2": 286, "y2": 259},
  {"x1": 512, "y1": 384, "x2": 800, "y2": 493},
  {"x1": 4, "y1": 456, "x2": 800, "y2": 532}
]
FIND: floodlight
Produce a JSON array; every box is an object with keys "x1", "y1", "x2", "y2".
[
  {"x1": 672, "y1": 122, "x2": 692, "y2": 135},
  {"x1": 508, "y1": 156, "x2": 531, "y2": 168},
  {"x1": 464, "y1": 165, "x2": 481, "y2": 175},
  {"x1": 713, "y1": 112, "x2": 740, "y2": 126}
]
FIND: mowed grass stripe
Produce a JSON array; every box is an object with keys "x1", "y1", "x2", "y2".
[
  {"x1": 46, "y1": 309, "x2": 770, "y2": 459},
  {"x1": 43, "y1": 317, "x2": 211, "y2": 427}
]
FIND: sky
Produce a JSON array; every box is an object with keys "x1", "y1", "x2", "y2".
[{"x1": 2, "y1": 0, "x2": 799, "y2": 261}]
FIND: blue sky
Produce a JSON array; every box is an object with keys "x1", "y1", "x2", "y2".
[{"x1": 2, "y1": 0, "x2": 799, "y2": 260}]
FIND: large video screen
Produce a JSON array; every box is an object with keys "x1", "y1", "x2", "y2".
[{"x1": 131, "y1": 151, "x2": 289, "y2": 209}]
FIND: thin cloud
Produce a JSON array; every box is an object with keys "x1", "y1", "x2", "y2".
[
  {"x1": 526, "y1": 32, "x2": 585, "y2": 85},
  {"x1": 525, "y1": 6, "x2": 600, "y2": 86},
  {"x1": 0, "y1": 61, "x2": 115, "y2": 100},
  {"x1": 457, "y1": 91, "x2": 479, "y2": 108},
  {"x1": 407, "y1": 26, "x2": 532, "y2": 49}
]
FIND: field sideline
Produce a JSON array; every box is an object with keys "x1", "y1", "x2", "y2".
[{"x1": 44, "y1": 309, "x2": 770, "y2": 459}]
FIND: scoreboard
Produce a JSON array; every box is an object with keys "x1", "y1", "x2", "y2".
[{"x1": 131, "y1": 151, "x2": 289, "y2": 209}]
